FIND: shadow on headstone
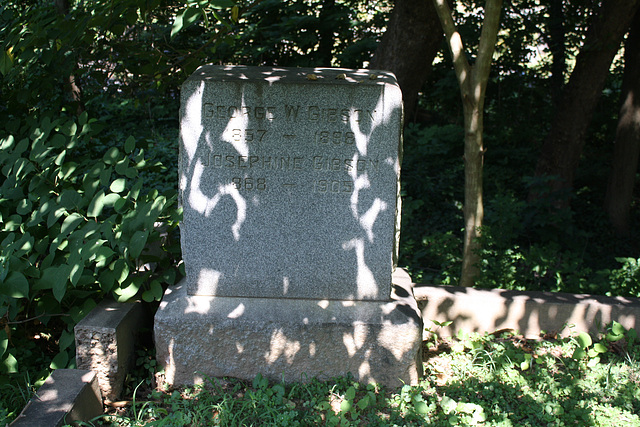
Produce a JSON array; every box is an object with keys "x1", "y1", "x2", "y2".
[{"x1": 155, "y1": 66, "x2": 422, "y2": 387}]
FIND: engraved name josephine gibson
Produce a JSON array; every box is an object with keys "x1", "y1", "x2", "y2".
[{"x1": 200, "y1": 153, "x2": 380, "y2": 172}]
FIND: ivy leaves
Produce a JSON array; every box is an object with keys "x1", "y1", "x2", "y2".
[
  {"x1": 0, "y1": 113, "x2": 181, "y2": 373},
  {"x1": 171, "y1": 0, "x2": 238, "y2": 39}
]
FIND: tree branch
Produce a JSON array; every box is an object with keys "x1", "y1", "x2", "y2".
[
  {"x1": 5, "y1": 313, "x2": 71, "y2": 325},
  {"x1": 433, "y1": 0, "x2": 471, "y2": 91},
  {"x1": 473, "y1": 0, "x2": 503, "y2": 93}
]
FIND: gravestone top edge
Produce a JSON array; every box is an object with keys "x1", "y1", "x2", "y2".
[{"x1": 183, "y1": 64, "x2": 400, "y2": 88}]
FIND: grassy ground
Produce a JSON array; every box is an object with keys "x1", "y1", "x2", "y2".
[{"x1": 67, "y1": 323, "x2": 640, "y2": 426}]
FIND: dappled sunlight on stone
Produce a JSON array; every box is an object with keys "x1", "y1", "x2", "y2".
[
  {"x1": 347, "y1": 92, "x2": 385, "y2": 156},
  {"x1": 227, "y1": 303, "x2": 245, "y2": 319},
  {"x1": 187, "y1": 173, "x2": 247, "y2": 238},
  {"x1": 190, "y1": 269, "x2": 220, "y2": 303},
  {"x1": 378, "y1": 322, "x2": 422, "y2": 361},
  {"x1": 221, "y1": 93, "x2": 250, "y2": 157},
  {"x1": 264, "y1": 329, "x2": 301, "y2": 365},
  {"x1": 155, "y1": 65, "x2": 422, "y2": 387},
  {"x1": 358, "y1": 351, "x2": 373, "y2": 379},
  {"x1": 186, "y1": 160, "x2": 210, "y2": 215},
  {"x1": 342, "y1": 324, "x2": 368, "y2": 357},
  {"x1": 180, "y1": 81, "x2": 204, "y2": 166},
  {"x1": 360, "y1": 198, "x2": 387, "y2": 242},
  {"x1": 348, "y1": 165, "x2": 371, "y2": 218},
  {"x1": 342, "y1": 238, "x2": 378, "y2": 299},
  {"x1": 164, "y1": 339, "x2": 176, "y2": 384}
]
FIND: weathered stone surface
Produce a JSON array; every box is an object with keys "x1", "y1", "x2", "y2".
[
  {"x1": 156, "y1": 65, "x2": 419, "y2": 387},
  {"x1": 10, "y1": 369, "x2": 102, "y2": 427},
  {"x1": 178, "y1": 65, "x2": 403, "y2": 300},
  {"x1": 75, "y1": 299, "x2": 146, "y2": 401},
  {"x1": 415, "y1": 284, "x2": 640, "y2": 339},
  {"x1": 155, "y1": 269, "x2": 422, "y2": 388}
]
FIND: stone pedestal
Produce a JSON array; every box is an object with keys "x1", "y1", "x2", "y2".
[{"x1": 155, "y1": 269, "x2": 422, "y2": 387}]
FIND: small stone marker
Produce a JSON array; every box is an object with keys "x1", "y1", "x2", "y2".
[
  {"x1": 75, "y1": 299, "x2": 147, "y2": 401},
  {"x1": 155, "y1": 65, "x2": 422, "y2": 387}
]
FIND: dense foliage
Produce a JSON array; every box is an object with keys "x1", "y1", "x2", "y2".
[
  {"x1": 0, "y1": 0, "x2": 189, "y2": 408},
  {"x1": 399, "y1": 3, "x2": 640, "y2": 296},
  {"x1": 1, "y1": 0, "x2": 640, "y2": 422}
]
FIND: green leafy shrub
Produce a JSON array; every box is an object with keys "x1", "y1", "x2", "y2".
[
  {"x1": 600, "y1": 258, "x2": 640, "y2": 297},
  {"x1": 0, "y1": 112, "x2": 181, "y2": 377}
]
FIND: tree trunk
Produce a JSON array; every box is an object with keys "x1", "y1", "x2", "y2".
[
  {"x1": 317, "y1": 0, "x2": 336, "y2": 66},
  {"x1": 433, "y1": 0, "x2": 502, "y2": 287},
  {"x1": 548, "y1": 0, "x2": 566, "y2": 105},
  {"x1": 54, "y1": 0, "x2": 70, "y2": 15},
  {"x1": 371, "y1": 0, "x2": 443, "y2": 121},
  {"x1": 55, "y1": 0, "x2": 85, "y2": 115},
  {"x1": 533, "y1": 0, "x2": 640, "y2": 205},
  {"x1": 605, "y1": 10, "x2": 640, "y2": 236},
  {"x1": 460, "y1": 101, "x2": 485, "y2": 287}
]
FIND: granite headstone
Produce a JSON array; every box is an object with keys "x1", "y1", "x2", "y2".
[
  {"x1": 179, "y1": 65, "x2": 402, "y2": 300},
  {"x1": 155, "y1": 65, "x2": 422, "y2": 387}
]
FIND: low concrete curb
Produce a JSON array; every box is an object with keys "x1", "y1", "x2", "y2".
[
  {"x1": 415, "y1": 284, "x2": 640, "y2": 339},
  {"x1": 10, "y1": 369, "x2": 102, "y2": 427}
]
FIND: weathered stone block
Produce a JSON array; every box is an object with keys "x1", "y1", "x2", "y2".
[
  {"x1": 75, "y1": 299, "x2": 146, "y2": 401},
  {"x1": 155, "y1": 269, "x2": 422, "y2": 388},
  {"x1": 10, "y1": 369, "x2": 102, "y2": 427}
]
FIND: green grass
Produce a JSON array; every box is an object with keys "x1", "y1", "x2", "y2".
[{"x1": 65, "y1": 324, "x2": 640, "y2": 427}]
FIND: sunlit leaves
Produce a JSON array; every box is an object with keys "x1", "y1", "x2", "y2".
[
  {"x1": 110, "y1": 178, "x2": 127, "y2": 193},
  {"x1": 0, "y1": 48, "x2": 13, "y2": 76},
  {"x1": 171, "y1": 0, "x2": 236, "y2": 38},
  {"x1": 576, "y1": 331, "x2": 592, "y2": 348},
  {"x1": 231, "y1": 5, "x2": 239, "y2": 23},
  {"x1": 2, "y1": 352, "x2": 18, "y2": 374},
  {"x1": 49, "y1": 350, "x2": 68, "y2": 370},
  {"x1": 103, "y1": 147, "x2": 121, "y2": 165},
  {"x1": 171, "y1": 7, "x2": 202, "y2": 38},
  {"x1": 2, "y1": 272, "x2": 29, "y2": 298},
  {"x1": 129, "y1": 230, "x2": 149, "y2": 259},
  {"x1": 0, "y1": 331, "x2": 8, "y2": 358},
  {"x1": 114, "y1": 280, "x2": 140, "y2": 302},
  {"x1": 61, "y1": 212, "x2": 84, "y2": 236}
]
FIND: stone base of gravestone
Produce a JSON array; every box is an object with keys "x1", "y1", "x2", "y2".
[{"x1": 154, "y1": 269, "x2": 422, "y2": 387}]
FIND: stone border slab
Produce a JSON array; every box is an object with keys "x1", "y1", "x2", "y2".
[
  {"x1": 415, "y1": 284, "x2": 640, "y2": 339},
  {"x1": 75, "y1": 299, "x2": 147, "y2": 401},
  {"x1": 10, "y1": 369, "x2": 102, "y2": 427}
]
